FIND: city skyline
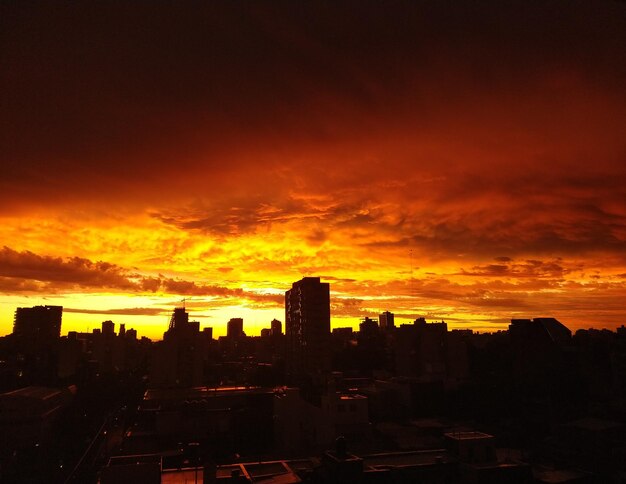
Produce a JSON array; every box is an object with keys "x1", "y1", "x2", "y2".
[
  {"x1": 5, "y1": 279, "x2": 623, "y2": 342},
  {"x1": 2, "y1": 2, "x2": 626, "y2": 339}
]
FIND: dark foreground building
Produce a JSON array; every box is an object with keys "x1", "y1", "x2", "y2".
[{"x1": 285, "y1": 277, "x2": 331, "y2": 380}]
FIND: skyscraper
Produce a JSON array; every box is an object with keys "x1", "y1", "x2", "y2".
[
  {"x1": 379, "y1": 311, "x2": 395, "y2": 331},
  {"x1": 152, "y1": 307, "x2": 205, "y2": 387},
  {"x1": 285, "y1": 277, "x2": 331, "y2": 378},
  {"x1": 227, "y1": 318, "x2": 244, "y2": 339},
  {"x1": 13, "y1": 305, "x2": 62, "y2": 340},
  {"x1": 102, "y1": 320, "x2": 115, "y2": 336},
  {"x1": 270, "y1": 318, "x2": 282, "y2": 337},
  {"x1": 12, "y1": 305, "x2": 63, "y2": 382}
]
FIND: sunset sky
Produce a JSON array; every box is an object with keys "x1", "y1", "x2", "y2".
[{"x1": 1, "y1": 2, "x2": 625, "y2": 339}]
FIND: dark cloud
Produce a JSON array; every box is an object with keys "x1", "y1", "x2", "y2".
[
  {"x1": 460, "y1": 259, "x2": 570, "y2": 278},
  {"x1": 1, "y1": 2, "x2": 625, "y2": 210},
  {"x1": 331, "y1": 297, "x2": 367, "y2": 317},
  {"x1": 150, "y1": 197, "x2": 324, "y2": 236},
  {"x1": 0, "y1": 247, "x2": 284, "y2": 308},
  {"x1": 64, "y1": 307, "x2": 164, "y2": 316},
  {"x1": 0, "y1": 276, "x2": 41, "y2": 293},
  {"x1": 462, "y1": 297, "x2": 530, "y2": 309},
  {"x1": 0, "y1": 246, "x2": 136, "y2": 290},
  {"x1": 362, "y1": 173, "x2": 626, "y2": 261}
]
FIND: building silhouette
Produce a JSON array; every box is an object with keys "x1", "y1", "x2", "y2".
[
  {"x1": 271, "y1": 318, "x2": 282, "y2": 337},
  {"x1": 11, "y1": 305, "x2": 63, "y2": 383},
  {"x1": 285, "y1": 277, "x2": 331, "y2": 380},
  {"x1": 227, "y1": 318, "x2": 244, "y2": 339},
  {"x1": 169, "y1": 307, "x2": 189, "y2": 329},
  {"x1": 101, "y1": 320, "x2": 115, "y2": 336},
  {"x1": 359, "y1": 317, "x2": 379, "y2": 338},
  {"x1": 378, "y1": 311, "x2": 395, "y2": 331},
  {"x1": 13, "y1": 305, "x2": 62, "y2": 340},
  {"x1": 394, "y1": 318, "x2": 448, "y2": 381},
  {"x1": 150, "y1": 307, "x2": 206, "y2": 387}
]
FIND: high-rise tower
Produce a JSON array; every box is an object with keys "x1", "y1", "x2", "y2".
[
  {"x1": 379, "y1": 311, "x2": 395, "y2": 331},
  {"x1": 227, "y1": 318, "x2": 244, "y2": 339},
  {"x1": 285, "y1": 277, "x2": 331, "y2": 378},
  {"x1": 13, "y1": 305, "x2": 62, "y2": 340}
]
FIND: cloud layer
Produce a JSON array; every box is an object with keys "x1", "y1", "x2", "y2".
[{"x1": 1, "y1": 2, "x2": 625, "y2": 335}]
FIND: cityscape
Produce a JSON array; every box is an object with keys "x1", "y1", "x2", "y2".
[
  {"x1": 1, "y1": 277, "x2": 625, "y2": 482},
  {"x1": 2, "y1": 1, "x2": 626, "y2": 483}
]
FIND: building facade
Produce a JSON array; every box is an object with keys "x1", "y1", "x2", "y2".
[{"x1": 285, "y1": 277, "x2": 331, "y2": 379}]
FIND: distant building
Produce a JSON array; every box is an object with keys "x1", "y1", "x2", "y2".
[
  {"x1": 102, "y1": 320, "x2": 115, "y2": 336},
  {"x1": 271, "y1": 318, "x2": 282, "y2": 336},
  {"x1": 509, "y1": 317, "x2": 572, "y2": 345},
  {"x1": 150, "y1": 307, "x2": 207, "y2": 387},
  {"x1": 508, "y1": 317, "x2": 573, "y2": 389},
  {"x1": 332, "y1": 327, "x2": 353, "y2": 337},
  {"x1": 227, "y1": 318, "x2": 244, "y2": 339},
  {"x1": 12, "y1": 305, "x2": 63, "y2": 382},
  {"x1": 359, "y1": 317, "x2": 379, "y2": 337},
  {"x1": 285, "y1": 277, "x2": 331, "y2": 379},
  {"x1": 169, "y1": 307, "x2": 189, "y2": 329},
  {"x1": 394, "y1": 319, "x2": 448, "y2": 380},
  {"x1": 379, "y1": 311, "x2": 395, "y2": 331},
  {"x1": 93, "y1": 321, "x2": 124, "y2": 373},
  {"x1": 13, "y1": 305, "x2": 62, "y2": 340}
]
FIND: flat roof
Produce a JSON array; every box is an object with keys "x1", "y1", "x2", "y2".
[
  {"x1": 162, "y1": 468, "x2": 205, "y2": 483},
  {"x1": 144, "y1": 385, "x2": 275, "y2": 401},
  {"x1": 363, "y1": 449, "x2": 451, "y2": 468},
  {"x1": 444, "y1": 431, "x2": 493, "y2": 441}
]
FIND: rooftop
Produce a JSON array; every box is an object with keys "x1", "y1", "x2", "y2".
[
  {"x1": 444, "y1": 431, "x2": 493, "y2": 441},
  {"x1": 363, "y1": 449, "x2": 451, "y2": 468},
  {"x1": 144, "y1": 385, "x2": 274, "y2": 401},
  {"x1": 1, "y1": 386, "x2": 62, "y2": 401}
]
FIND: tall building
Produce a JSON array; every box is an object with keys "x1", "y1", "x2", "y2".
[
  {"x1": 271, "y1": 318, "x2": 282, "y2": 337},
  {"x1": 227, "y1": 318, "x2": 244, "y2": 339},
  {"x1": 12, "y1": 305, "x2": 63, "y2": 382},
  {"x1": 169, "y1": 307, "x2": 189, "y2": 330},
  {"x1": 379, "y1": 311, "x2": 395, "y2": 331},
  {"x1": 285, "y1": 277, "x2": 331, "y2": 378},
  {"x1": 394, "y1": 319, "x2": 448, "y2": 380},
  {"x1": 102, "y1": 320, "x2": 115, "y2": 336},
  {"x1": 151, "y1": 307, "x2": 206, "y2": 387},
  {"x1": 13, "y1": 305, "x2": 62, "y2": 340}
]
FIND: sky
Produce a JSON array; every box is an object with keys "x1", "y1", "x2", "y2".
[{"x1": 1, "y1": 1, "x2": 625, "y2": 339}]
